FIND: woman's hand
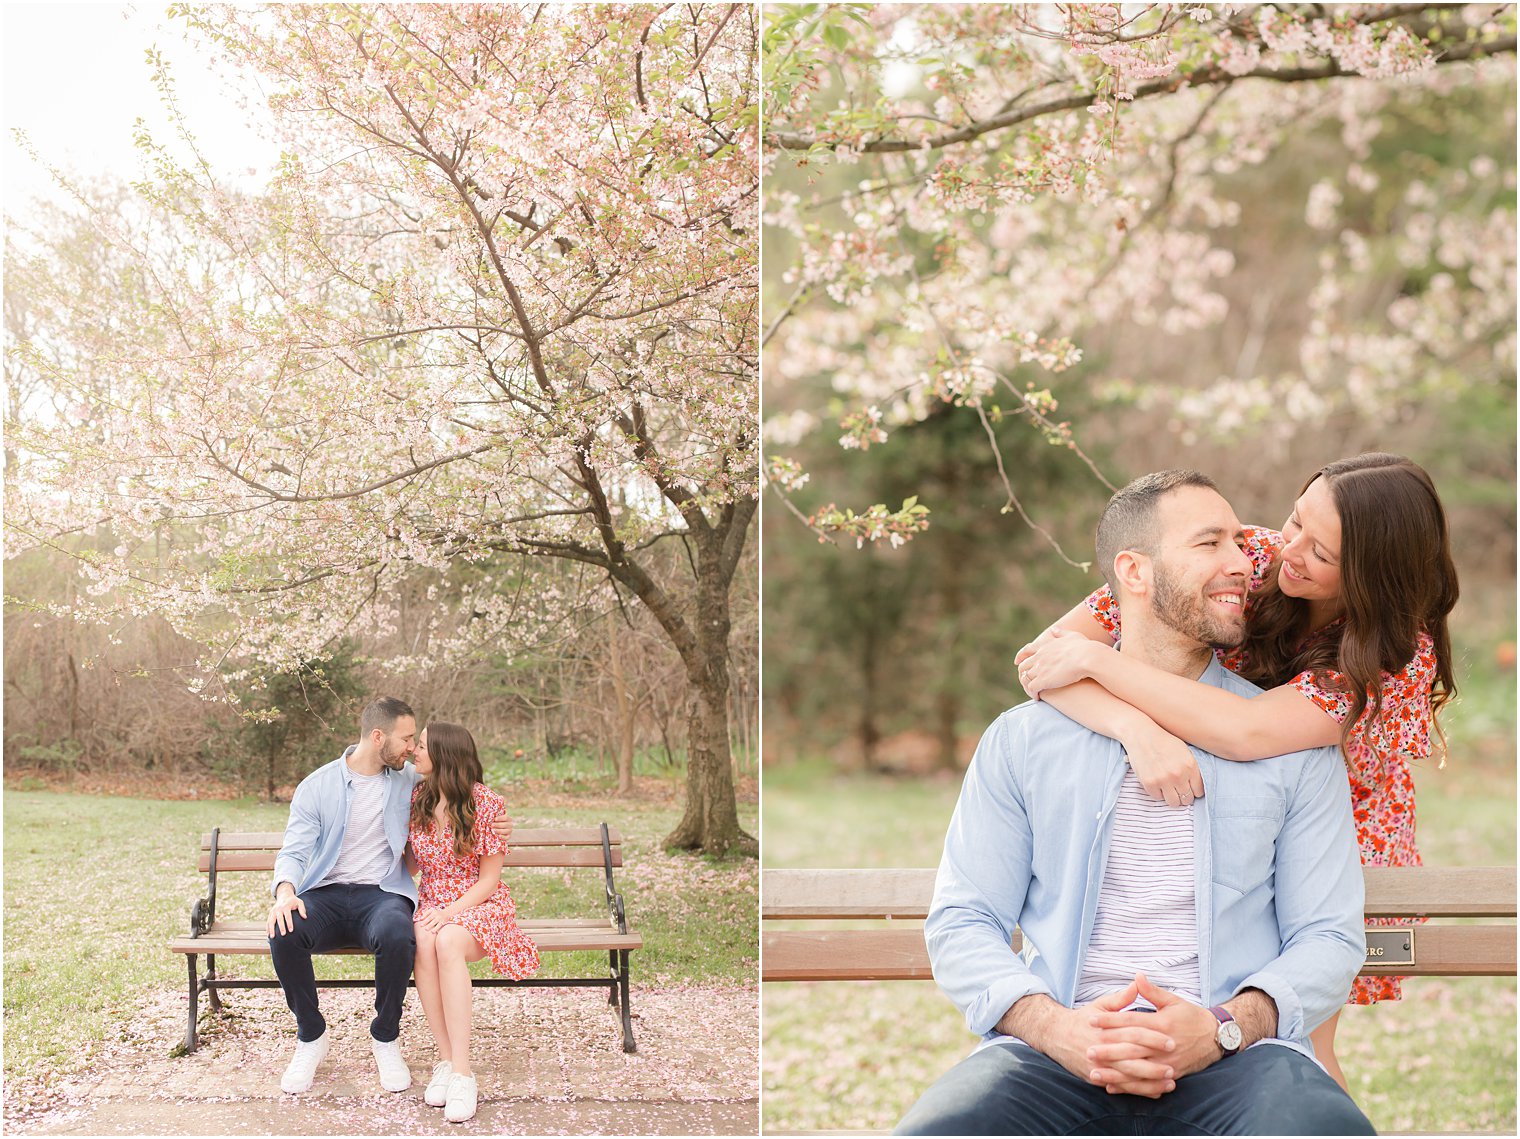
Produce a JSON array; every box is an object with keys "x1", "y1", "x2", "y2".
[
  {"x1": 1013, "y1": 627, "x2": 1061, "y2": 695},
  {"x1": 1121, "y1": 722, "x2": 1205, "y2": 807},
  {"x1": 414, "y1": 906, "x2": 451, "y2": 933},
  {"x1": 1017, "y1": 627, "x2": 1102, "y2": 699}
]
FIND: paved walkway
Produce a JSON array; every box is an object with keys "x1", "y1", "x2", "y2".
[{"x1": 11, "y1": 985, "x2": 758, "y2": 1135}]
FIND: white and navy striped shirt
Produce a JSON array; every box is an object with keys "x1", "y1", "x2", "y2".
[
  {"x1": 1074, "y1": 769, "x2": 1202, "y2": 1007},
  {"x1": 319, "y1": 770, "x2": 394, "y2": 887}
]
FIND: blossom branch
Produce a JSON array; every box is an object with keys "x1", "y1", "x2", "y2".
[{"x1": 767, "y1": 6, "x2": 1516, "y2": 153}]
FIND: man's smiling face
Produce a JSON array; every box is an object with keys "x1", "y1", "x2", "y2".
[{"x1": 1146, "y1": 485, "x2": 1253, "y2": 651}]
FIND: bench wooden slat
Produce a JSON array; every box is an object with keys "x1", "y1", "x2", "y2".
[
  {"x1": 764, "y1": 929, "x2": 938, "y2": 981},
  {"x1": 201, "y1": 826, "x2": 621, "y2": 850},
  {"x1": 762, "y1": 867, "x2": 1518, "y2": 920},
  {"x1": 762, "y1": 925, "x2": 1517, "y2": 981},
  {"x1": 763, "y1": 868, "x2": 935, "y2": 919},
  {"x1": 204, "y1": 917, "x2": 619, "y2": 933},
  {"x1": 1360, "y1": 866, "x2": 1516, "y2": 916},
  {"x1": 200, "y1": 846, "x2": 621, "y2": 873},
  {"x1": 172, "y1": 925, "x2": 643, "y2": 955},
  {"x1": 171, "y1": 902, "x2": 646, "y2": 955}
]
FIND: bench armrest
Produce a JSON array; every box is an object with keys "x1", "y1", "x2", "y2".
[
  {"x1": 188, "y1": 826, "x2": 221, "y2": 937},
  {"x1": 599, "y1": 822, "x2": 630, "y2": 934}
]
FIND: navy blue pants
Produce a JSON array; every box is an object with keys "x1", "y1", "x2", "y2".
[
  {"x1": 268, "y1": 883, "x2": 416, "y2": 1044},
  {"x1": 895, "y1": 1040, "x2": 1375, "y2": 1135}
]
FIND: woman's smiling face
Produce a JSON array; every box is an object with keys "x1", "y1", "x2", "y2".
[
  {"x1": 413, "y1": 728, "x2": 434, "y2": 776},
  {"x1": 1278, "y1": 475, "x2": 1344, "y2": 614}
]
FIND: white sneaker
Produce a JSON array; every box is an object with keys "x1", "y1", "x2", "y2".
[
  {"x1": 444, "y1": 1072, "x2": 478, "y2": 1123},
  {"x1": 370, "y1": 1035, "x2": 412, "y2": 1092},
  {"x1": 425, "y1": 1059, "x2": 454, "y2": 1107},
  {"x1": 280, "y1": 1030, "x2": 330, "y2": 1094}
]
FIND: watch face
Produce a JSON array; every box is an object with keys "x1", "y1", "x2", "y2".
[{"x1": 1219, "y1": 1020, "x2": 1244, "y2": 1051}]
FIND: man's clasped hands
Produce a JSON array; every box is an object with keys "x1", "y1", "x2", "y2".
[{"x1": 1006, "y1": 972, "x2": 1245, "y2": 1099}]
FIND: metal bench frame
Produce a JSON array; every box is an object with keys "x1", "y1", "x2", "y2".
[{"x1": 174, "y1": 823, "x2": 639, "y2": 1053}]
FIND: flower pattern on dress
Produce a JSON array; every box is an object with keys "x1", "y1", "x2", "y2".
[
  {"x1": 1081, "y1": 523, "x2": 1430, "y2": 1004},
  {"x1": 409, "y1": 782, "x2": 540, "y2": 980}
]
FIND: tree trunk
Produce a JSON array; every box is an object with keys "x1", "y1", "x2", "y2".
[
  {"x1": 858, "y1": 618, "x2": 881, "y2": 770},
  {"x1": 653, "y1": 692, "x2": 676, "y2": 766},
  {"x1": 664, "y1": 667, "x2": 754, "y2": 856},
  {"x1": 934, "y1": 515, "x2": 968, "y2": 772},
  {"x1": 657, "y1": 509, "x2": 758, "y2": 857},
  {"x1": 607, "y1": 608, "x2": 635, "y2": 794}
]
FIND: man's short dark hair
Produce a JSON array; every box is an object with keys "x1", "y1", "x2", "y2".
[
  {"x1": 360, "y1": 696, "x2": 415, "y2": 738},
  {"x1": 1094, "y1": 470, "x2": 1220, "y2": 591}
]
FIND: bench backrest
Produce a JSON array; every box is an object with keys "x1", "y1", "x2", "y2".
[
  {"x1": 198, "y1": 826, "x2": 624, "y2": 873},
  {"x1": 762, "y1": 866, "x2": 1518, "y2": 919},
  {"x1": 761, "y1": 866, "x2": 1518, "y2": 981}
]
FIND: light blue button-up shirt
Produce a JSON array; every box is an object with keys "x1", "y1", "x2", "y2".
[
  {"x1": 272, "y1": 746, "x2": 421, "y2": 906},
  {"x1": 926, "y1": 657, "x2": 1365, "y2": 1059}
]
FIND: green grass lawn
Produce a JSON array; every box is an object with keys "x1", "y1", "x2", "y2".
[
  {"x1": 761, "y1": 751, "x2": 1517, "y2": 1134},
  {"x1": 3, "y1": 786, "x2": 757, "y2": 1088}
]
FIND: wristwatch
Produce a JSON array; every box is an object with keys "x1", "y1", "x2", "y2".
[{"x1": 1209, "y1": 1005, "x2": 1243, "y2": 1056}]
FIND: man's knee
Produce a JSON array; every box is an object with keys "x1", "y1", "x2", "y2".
[
  {"x1": 1267, "y1": 1084, "x2": 1374, "y2": 1135},
  {"x1": 895, "y1": 1100, "x2": 995, "y2": 1136},
  {"x1": 365, "y1": 898, "x2": 416, "y2": 956},
  {"x1": 1232, "y1": 1048, "x2": 1375, "y2": 1135},
  {"x1": 895, "y1": 1043, "x2": 1083, "y2": 1136},
  {"x1": 268, "y1": 909, "x2": 315, "y2": 961}
]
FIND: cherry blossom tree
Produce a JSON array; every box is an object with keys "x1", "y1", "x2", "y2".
[
  {"x1": 763, "y1": 3, "x2": 1516, "y2": 557},
  {"x1": 5, "y1": 4, "x2": 759, "y2": 855}
]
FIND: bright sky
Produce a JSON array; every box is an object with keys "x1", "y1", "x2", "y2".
[{"x1": 2, "y1": 3, "x2": 276, "y2": 220}]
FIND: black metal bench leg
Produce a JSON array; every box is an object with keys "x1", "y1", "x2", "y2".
[
  {"x1": 207, "y1": 953, "x2": 223, "y2": 1012},
  {"x1": 617, "y1": 949, "x2": 636, "y2": 1053},
  {"x1": 185, "y1": 955, "x2": 200, "y2": 1053},
  {"x1": 607, "y1": 950, "x2": 619, "y2": 1006}
]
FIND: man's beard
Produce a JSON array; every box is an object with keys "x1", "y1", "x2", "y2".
[
  {"x1": 379, "y1": 738, "x2": 410, "y2": 769},
  {"x1": 1151, "y1": 562, "x2": 1246, "y2": 651}
]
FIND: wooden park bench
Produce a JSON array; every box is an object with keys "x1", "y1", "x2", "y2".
[
  {"x1": 762, "y1": 866, "x2": 1517, "y2": 982},
  {"x1": 764, "y1": 866, "x2": 1515, "y2": 1135},
  {"x1": 170, "y1": 824, "x2": 642, "y2": 1054}
]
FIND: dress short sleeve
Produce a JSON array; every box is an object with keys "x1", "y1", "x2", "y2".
[
  {"x1": 1083, "y1": 524, "x2": 1285, "y2": 642},
  {"x1": 1240, "y1": 525, "x2": 1284, "y2": 592},
  {"x1": 1084, "y1": 583, "x2": 1122, "y2": 640},
  {"x1": 472, "y1": 784, "x2": 508, "y2": 859},
  {"x1": 1290, "y1": 632, "x2": 1437, "y2": 776}
]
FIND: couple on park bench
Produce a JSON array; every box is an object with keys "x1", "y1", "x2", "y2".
[
  {"x1": 265, "y1": 697, "x2": 537, "y2": 1123},
  {"x1": 898, "y1": 457, "x2": 1457, "y2": 1135}
]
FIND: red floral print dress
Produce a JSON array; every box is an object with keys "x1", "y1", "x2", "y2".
[
  {"x1": 1083, "y1": 525, "x2": 1432, "y2": 1004},
  {"x1": 409, "y1": 783, "x2": 540, "y2": 980}
]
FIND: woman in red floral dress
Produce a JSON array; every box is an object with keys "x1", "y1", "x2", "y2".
[
  {"x1": 406, "y1": 721, "x2": 540, "y2": 1123},
  {"x1": 1014, "y1": 453, "x2": 1457, "y2": 1093}
]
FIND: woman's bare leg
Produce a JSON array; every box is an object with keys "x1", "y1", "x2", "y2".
[
  {"x1": 1311, "y1": 1010, "x2": 1349, "y2": 1094},
  {"x1": 412, "y1": 926, "x2": 452, "y2": 1063},
  {"x1": 436, "y1": 923, "x2": 487, "y2": 1078}
]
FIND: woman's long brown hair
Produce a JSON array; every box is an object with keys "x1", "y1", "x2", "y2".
[
  {"x1": 410, "y1": 721, "x2": 484, "y2": 859},
  {"x1": 1237, "y1": 453, "x2": 1458, "y2": 772}
]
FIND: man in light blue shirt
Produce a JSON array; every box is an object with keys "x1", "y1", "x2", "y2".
[{"x1": 896, "y1": 471, "x2": 1374, "y2": 1135}]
